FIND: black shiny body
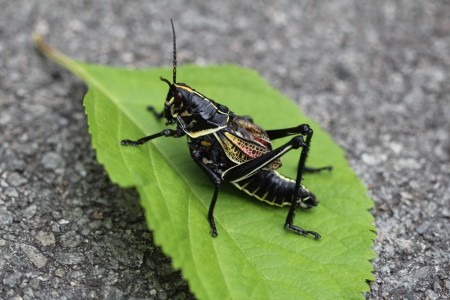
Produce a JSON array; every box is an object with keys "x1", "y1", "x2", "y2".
[
  {"x1": 186, "y1": 112, "x2": 318, "y2": 209},
  {"x1": 168, "y1": 83, "x2": 230, "y2": 138},
  {"x1": 121, "y1": 20, "x2": 331, "y2": 238},
  {"x1": 234, "y1": 171, "x2": 316, "y2": 208}
]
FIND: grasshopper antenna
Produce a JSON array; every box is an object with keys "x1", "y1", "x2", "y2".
[{"x1": 170, "y1": 19, "x2": 177, "y2": 84}]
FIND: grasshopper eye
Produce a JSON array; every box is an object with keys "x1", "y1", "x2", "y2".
[{"x1": 174, "y1": 91, "x2": 183, "y2": 106}]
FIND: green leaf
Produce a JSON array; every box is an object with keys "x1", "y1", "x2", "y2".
[{"x1": 35, "y1": 34, "x2": 376, "y2": 299}]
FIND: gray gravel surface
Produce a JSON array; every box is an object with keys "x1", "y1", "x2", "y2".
[{"x1": 1, "y1": 1, "x2": 449, "y2": 299}]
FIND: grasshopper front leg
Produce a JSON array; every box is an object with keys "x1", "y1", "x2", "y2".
[
  {"x1": 189, "y1": 146, "x2": 223, "y2": 238},
  {"x1": 121, "y1": 128, "x2": 185, "y2": 146}
]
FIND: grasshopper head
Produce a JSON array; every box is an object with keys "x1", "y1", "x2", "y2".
[{"x1": 161, "y1": 78, "x2": 193, "y2": 123}]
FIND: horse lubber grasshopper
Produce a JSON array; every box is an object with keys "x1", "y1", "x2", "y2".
[{"x1": 121, "y1": 20, "x2": 331, "y2": 238}]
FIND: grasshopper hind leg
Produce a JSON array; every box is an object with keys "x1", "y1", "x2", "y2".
[
  {"x1": 285, "y1": 223, "x2": 321, "y2": 239},
  {"x1": 287, "y1": 183, "x2": 321, "y2": 239}
]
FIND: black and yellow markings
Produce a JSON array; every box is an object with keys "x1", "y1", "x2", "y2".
[
  {"x1": 213, "y1": 131, "x2": 281, "y2": 170},
  {"x1": 175, "y1": 84, "x2": 229, "y2": 117},
  {"x1": 121, "y1": 21, "x2": 325, "y2": 239}
]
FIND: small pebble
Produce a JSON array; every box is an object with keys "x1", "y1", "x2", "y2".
[
  {"x1": 20, "y1": 243, "x2": 48, "y2": 269},
  {"x1": 416, "y1": 222, "x2": 431, "y2": 235},
  {"x1": 60, "y1": 231, "x2": 82, "y2": 248},
  {"x1": 5, "y1": 187, "x2": 18, "y2": 198},
  {"x1": 36, "y1": 231, "x2": 56, "y2": 246},
  {"x1": 55, "y1": 268, "x2": 65, "y2": 277},
  {"x1": 3, "y1": 272, "x2": 22, "y2": 287},
  {"x1": 56, "y1": 253, "x2": 84, "y2": 265},
  {"x1": 7, "y1": 172, "x2": 27, "y2": 187},
  {"x1": 23, "y1": 204, "x2": 37, "y2": 219},
  {"x1": 0, "y1": 207, "x2": 14, "y2": 225},
  {"x1": 425, "y1": 289, "x2": 438, "y2": 300},
  {"x1": 41, "y1": 152, "x2": 65, "y2": 170}
]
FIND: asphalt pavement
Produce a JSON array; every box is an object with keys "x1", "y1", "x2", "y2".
[{"x1": 1, "y1": 1, "x2": 449, "y2": 299}]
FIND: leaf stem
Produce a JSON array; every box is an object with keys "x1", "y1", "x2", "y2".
[{"x1": 32, "y1": 32, "x2": 86, "y2": 79}]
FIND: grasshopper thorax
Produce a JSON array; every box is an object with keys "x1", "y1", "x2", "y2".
[{"x1": 161, "y1": 77, "x2": 229, "y2": 138}]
